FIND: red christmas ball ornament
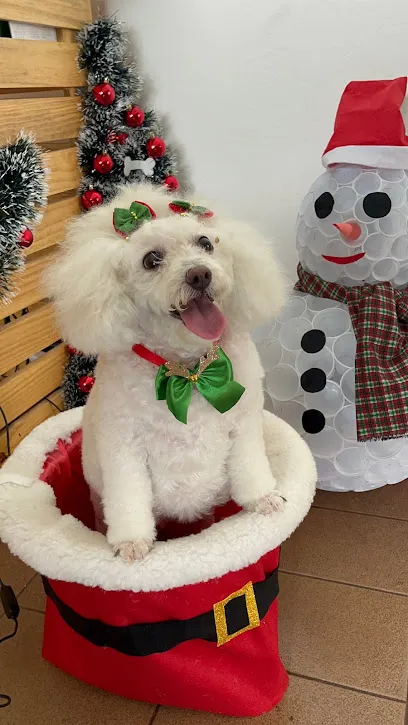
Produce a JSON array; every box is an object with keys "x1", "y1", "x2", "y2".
[
  {"x1": 93, "y1": 153, "x2": 114, "y2": 174},
  {"x1": 146, "y1": 137, "x2": 166, "y2": 159},
  {"x1": 78, "y1": 375, "x2": 95, "y2": 394},
  {"x1": 125, "y1": 106, "x2": 145, "y2": 127},
  {"x1": 81, "y1": 189, "x2": 103, "y2": 210},
  {"x1": 67, "y1": 345, "x2": 79, "y2": 356},
  {"x1": 19, "y1": 227, "x2": 33, "y2": 248},
  {"x1": 92, "y1": 82, "x2": 115, "y2": 106},
  {"x1": 163, "y1": 175, "x2": 179, "y2": 192},
  {"x1": 117, "y1": 132, "x2": 129, "y2": 145}
]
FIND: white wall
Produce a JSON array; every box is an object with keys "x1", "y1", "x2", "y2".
[{"x1": 106, "y1": 0, "x2": 408, "y2": 279}]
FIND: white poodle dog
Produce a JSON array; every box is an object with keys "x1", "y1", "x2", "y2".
[{"x1": 47, "y1": 183, "x2": 288, "y2": 562}]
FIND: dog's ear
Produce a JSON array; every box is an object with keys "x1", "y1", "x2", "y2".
[
  {"x1": 45, "y1": 206, "x2": 137, "y2": 355},
  {"x1": 218, "y1": 219, "x2": 288, "y2": 330}
]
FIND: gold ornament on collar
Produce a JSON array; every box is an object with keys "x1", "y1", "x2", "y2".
[{"x1": 165, "y1": 344, "x2": 220, "y2": 384}]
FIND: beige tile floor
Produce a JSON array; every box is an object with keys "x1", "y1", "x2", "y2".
[{"x1": 1, "y1": 482, "x2": 408, "y2": 724}]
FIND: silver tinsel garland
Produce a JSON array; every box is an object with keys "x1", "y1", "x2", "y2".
[{"x1": 0, "y1": 133, "x2": 47, "y2": 300}]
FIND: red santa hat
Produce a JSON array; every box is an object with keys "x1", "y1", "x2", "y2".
[{"x1": 322, "y1": 77, "x2": 408, "y2": 170}]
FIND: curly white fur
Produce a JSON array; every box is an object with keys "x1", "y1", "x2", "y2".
[{"x1": 46, "y1": 183, "x2": 289, "y2": 562}]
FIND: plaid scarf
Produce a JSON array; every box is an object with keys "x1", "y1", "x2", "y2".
[{"x1": 295, "y1": 263, "x2": 408, "y2": 442}]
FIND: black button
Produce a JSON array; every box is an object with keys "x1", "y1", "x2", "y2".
[
  {"x1": 302, "y1": 409, "x2": 325, "y2": 434},
  {"x1": 301, "y1": 368, "x2": 327, "y2": 393},
  {"x1": 301, "y1": 329, "x2": 326, "y2": 354}
]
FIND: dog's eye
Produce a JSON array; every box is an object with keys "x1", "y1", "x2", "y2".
[
  {"x1": 196, "y1": 236, "x2": 214, "y2": 253},
  {"x1": 143, "y1": 251, "x2": 163, "y2": 270}
]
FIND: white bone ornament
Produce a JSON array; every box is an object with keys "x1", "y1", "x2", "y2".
[{"x1": 124, "y1": 156, "x2": 156, "y2": 178}]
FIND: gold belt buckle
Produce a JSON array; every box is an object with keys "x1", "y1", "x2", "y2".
[{"x1": 213, "y1": 581, "x2": 261, "y2": 646}]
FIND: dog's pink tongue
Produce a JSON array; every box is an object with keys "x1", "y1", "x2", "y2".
[{"x1": 180, "y1": 296, "x2": 227, "y2": 340}]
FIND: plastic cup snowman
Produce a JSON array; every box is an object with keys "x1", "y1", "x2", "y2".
[{"x1": 257, "y1": 77, "x2": 408, "y2": 492}]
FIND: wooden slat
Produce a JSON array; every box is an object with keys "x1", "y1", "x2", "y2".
[
  {"x1": 47, "y1": 147, "x2": 80, "y2": 196},
  {"x1": 57, "y1": 29, "x2": 77, "y2": 42},
  {"x1": 1, "y1": 0, "x2": 92, "y2": 30},
  {"x1": 0, "y1": 97, "x2": 81, "y2": 145},
  {"x1": 0, "y1": 390, "x2": 63, "y2": 458},
  {"x1": 27, "y1": 195, "x2": 80, "y2": 256},
  {"x1": 0, "y1": 303, "x2": 59, "y2": 375},
  {"x1": 0, "y1": 39, "x2": 85, "y2": 89},
  {"x1": 0, "y1": 345, "x2": 66, "y2": 425},
  {"x1": 57, "y1": 28, "x2": 79, "y2": 98},
  {"x1": 0, "y1": 248, "x2": 57, "y2": 317}
]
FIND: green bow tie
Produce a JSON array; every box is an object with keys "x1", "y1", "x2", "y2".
[
  {"x1": 113, "y1": 201, "x2": 153, "y2": 237},
  {"x1": 155, "y1": 346, "x2": 245, "y2": 424}
]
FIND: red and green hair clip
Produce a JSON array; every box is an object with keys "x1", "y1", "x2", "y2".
[
  {"x1": 168, "y1": 200, "x2": 213, "y2": 218},
  {"x1": 112, "y1": 199, "x2": 214, "y2": 239},
  {"x1": 113, "y1": 200, "x2": 156, "y2": 239}
]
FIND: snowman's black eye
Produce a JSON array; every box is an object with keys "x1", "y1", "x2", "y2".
[
  {"x1": 314, "y1": 192, "x2": 335, "y2": 219},
  {"x1": 363, "y1": 192, "x2": 391, "y2": 218}
]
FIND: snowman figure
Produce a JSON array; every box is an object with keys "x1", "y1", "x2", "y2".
[{"x1": 258, "y1": 77, "x2": 408, "y2": 491}]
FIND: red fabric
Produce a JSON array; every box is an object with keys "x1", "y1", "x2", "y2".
[
  {"x1": 132, "y1": 344, "x2": 166, "y2": 367},
  {"x1": 40, "y1": 432, "x2": 288, "y2": 715},
  {"x1": 40, "y1": 430, "x2": 221, "y2": 540},
  {"x1": 40, "y1": 430, "x2": 96, "y2": 531},
  {"x1": 323, "y1": 77, "x2": 408, "y2": 155}
]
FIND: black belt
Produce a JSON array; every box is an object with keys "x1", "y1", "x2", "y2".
[{"x1": 42, "y1": 567, "x2": 279, "y2": 656}]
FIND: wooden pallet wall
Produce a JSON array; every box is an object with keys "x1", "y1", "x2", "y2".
[{"x1": 0, "y1": 0, "x2": 92, "y2": 457}]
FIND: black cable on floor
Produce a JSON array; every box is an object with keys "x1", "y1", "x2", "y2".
[
  {"x1": 0, "y1": 579, "x2": 20, "y2": 708},
  {"x1": 0, "y1": 404, "x2": 10, "y2": 458},
  {"x1": 44, "y1": 397, "x2": 62, "y2": 413}
]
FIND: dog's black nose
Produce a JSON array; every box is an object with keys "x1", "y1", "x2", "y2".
[{"x1": 185, "y1": 265, "x2": 212, "y2": 291}]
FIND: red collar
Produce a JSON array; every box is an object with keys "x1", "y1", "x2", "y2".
[
  {"x1": 132, "y1": 341, "x2": 221, "y2": 368},
  {"x1": 132, "y1": 344, "x2": 166, "y2": 367}
]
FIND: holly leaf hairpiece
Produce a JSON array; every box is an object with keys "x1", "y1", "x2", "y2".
[
  {"x1": 113, "y1": 200, "x2": 156, "y2": 238},
  {"x1": 169, "y1": 200, "x2": 214, "y2": 218}
]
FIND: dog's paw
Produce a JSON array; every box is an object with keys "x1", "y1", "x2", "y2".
[
  {"x1": 113, "y1": 539, "x2": 153, "y2": 563},
  {"x1": 246, "y1": 492, "x2": 286, "y2": 515}
]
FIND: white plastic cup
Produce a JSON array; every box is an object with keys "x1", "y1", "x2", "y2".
[
  {"x1": 366, "y1": 439, "x2": 403, "y2": 459},
  {"x1": 315, "y1": 457, "x2": 338, "y2": 481},
  {"x1": 306, "y1": 297, "x2": 340, "y2": 313},
  {"x1": 372, "y1": 258, "x2": 400, "y2": 282},
  {"x1": 335, "y1": 447, "x2": 367, "y2": 476},
  {"x1": 280, "y1": 348, "x2": 298, "y2": 366},
  {"x1": 279, "y1": 318, "x2": 313, "y2": 352},
  {"x1": 296, "y1": 346, "x2": 334, "y2": 377},
  {"x1": 341, "y1": 368, "x2": 355, "y2": 403},
  {"x1": 252, "y1": 320, "x2": 277, "y2": 344},
  {"x1": 304, "y1": 380, "x2": 344, "y2": 417},
  {"x1": 334, "y1": 405, "x2": 357, "y2": 442},
  {"x1": 304, "y1": 427, "x2": 344, "y2": 458},
  {"x1": 365, "y1": 458, "x2": 405, "y2": 486},
  {"x1": 353, "y1": 171, "x2": 382, "y2": 195},
  {"x1": 257, "y1": 338, "x2": 283, "y2": 372},
  {"x1": 313, "y1": 308, "x2": 350, "y2": 338},
  {"x1": 333, "y1": 332, "x2": 356, "y2": 376},
  {"x1": 273, "y1": 400, "x2": 306, "y2": 435},
  {"x1": 278, "y1": 295, "x2": 307, "y2": 323},
  {"x1": 265, "y1": 365, "x2": 300, "y2": 402}
]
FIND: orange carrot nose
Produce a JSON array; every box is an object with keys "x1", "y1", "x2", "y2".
[{"x1": 333, "y1": 222, "x2": 361, "y2": 242}]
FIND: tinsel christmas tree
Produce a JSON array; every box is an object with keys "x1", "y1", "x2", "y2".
[
  {"x1": 63, "y1": 17, "x2": 180, "y2": 409},
  {"x1": 0, "y1": 133, "x2": 47, "y2": 301}
]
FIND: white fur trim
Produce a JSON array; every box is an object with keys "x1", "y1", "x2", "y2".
[
  {"x1": 322, "y1": 145, "x2": 408, "y2": 170},
  {"x1": 0, "y1": 409, "x2": 316, "y2": 593}
]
